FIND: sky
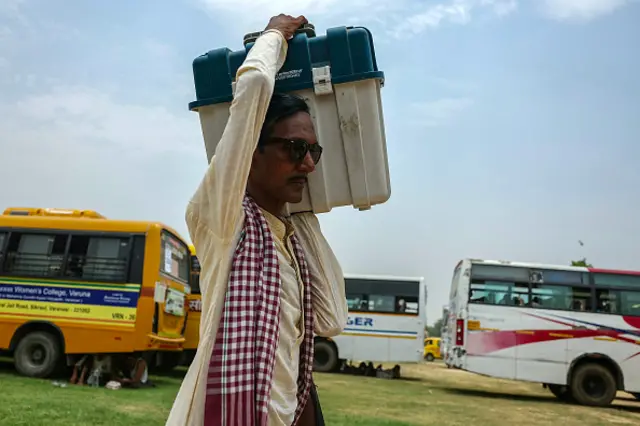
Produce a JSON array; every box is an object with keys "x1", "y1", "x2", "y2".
[{"x1": 1, "y1": 0, "x2": 639, "y2": 324}]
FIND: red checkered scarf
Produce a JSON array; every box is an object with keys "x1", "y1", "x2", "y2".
[{"x1": 204, "y1": 194, "x2": 315, "y2": 426}]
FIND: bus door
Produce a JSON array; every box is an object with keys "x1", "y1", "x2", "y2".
[
  {"x1": 465, "y1": 263, "x2": 519, "y2": 380},
  {"x1": 153, "y1": 231, "x2": 190, "y2": 350}
]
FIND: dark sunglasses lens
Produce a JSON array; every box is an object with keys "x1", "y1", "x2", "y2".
[
  {"x1": 309, "y1": 145, "x2": 322, "y2": 164},
  {"x1": 287, "y1": 140, "x2": 322, "y2": 164},
  {"x1": 290, "y1": 140, "x2": 308, "y2": 162}
]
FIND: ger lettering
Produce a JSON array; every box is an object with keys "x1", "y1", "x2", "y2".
[{"x1": 347, "y1": 316, "x2": 373, "y2": 327}]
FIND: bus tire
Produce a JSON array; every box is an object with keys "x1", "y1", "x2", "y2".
[
  {"x1": 425, "y1": 353, "x2": 435, "y2": 362},
  {"x1": 314, "y1": 340, "x2": 338, "y2": 373},
  {"x1": 570, "y1": 363, "x2": 617, "y2": 407},
  {"x1": 14, "y1": 331, "x2": 61, "y2": 378}
]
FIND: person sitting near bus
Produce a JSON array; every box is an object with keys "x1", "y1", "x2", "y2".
[
  {"x1": 69, "y1": 354, "x2": 92, "y2": 385},
  {"x1": 70, "y1": 354, "x2": 112, "y2": 386},
  {"x1": 115, "y1": 353, "x2": 150, "y2": 388}
]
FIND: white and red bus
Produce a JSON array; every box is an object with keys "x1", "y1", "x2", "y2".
[{"x1": 443, "y1": 259, "x2": 640, "y2": 406}]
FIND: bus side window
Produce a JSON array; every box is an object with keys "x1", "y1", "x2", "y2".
[
  {"x1": 3, "y1": 232, "x2": 68, "y2": 278},
  {"x1": 346, "y1": 293, "x2": 366, "y2": 311},
  {"x1": 66, "y1": 235, "x2": 130, "y2": 282},
  {"x1": 570, "y1": 286, "x2": 592, "y2": 312},
  {"x1": 368, "y1": 294, "x2": 395, "y2": 313},
  {"x1": 396, "y1": 296, "x2": 419, "y2": 314},
  {"x1": 620, "y1": 291, "x2": 640, "y2": 316},
  {"x1": 595, "y1": 289, "x2": 619, "y2": 314},
  {"x1": 512, "y1": 283, "x2": 529, "y2": 306},
  {"x1": 530, "y1": 284, "x2": 592, "y2": 312},
  {"x1": 0, "y1": 232, "x2": 6, "y2": 270},
  {"x1": 127, "y1": 235, "x2": 146, "y2": 285},
  {"x1": 469, "y1": 281, "x2": 512, "y2": 305}
]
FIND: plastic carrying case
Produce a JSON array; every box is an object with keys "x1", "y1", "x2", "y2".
[{"x1": 189, "y1": 24, "x2": 390, "y2": 214}]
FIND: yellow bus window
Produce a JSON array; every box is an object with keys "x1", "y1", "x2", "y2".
[
  {"x1": 2, "y1": 232, "x2": 133, "y2": 283},
  {"x1": 0, "y1": 232, "x2": 6, "y2": 267},
  {"x1": 67, "y1": 236, "x2": 130, "y2": 282},
  {"x1": 4, "y1": 233, "x2": 67, "y2": 278}
]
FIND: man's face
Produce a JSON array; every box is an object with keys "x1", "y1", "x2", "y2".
[{"x1": 249, "y1": 111, "x2": 318, "y2": 206}]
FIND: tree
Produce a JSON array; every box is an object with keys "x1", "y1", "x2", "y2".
[
  {"x1": 571, "y1": 258, "x2": 593, "y2": 267},
  {"x1": 426, "y1": 318, "x2": 443, "y2": 338}
]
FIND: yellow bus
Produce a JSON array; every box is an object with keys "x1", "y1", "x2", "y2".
[
  {"x1": 0, "y1": 207, "x2": 191, "y2": 378},
  {"x1": 181, "y1": 244, "x2": 201, "y2": 366}
]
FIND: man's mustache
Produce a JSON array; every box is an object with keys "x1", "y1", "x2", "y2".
[{"x1": 287, "y1": 175, "x2": 308, "y2": 183}]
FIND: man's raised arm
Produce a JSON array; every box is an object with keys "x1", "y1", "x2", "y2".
[{"x1": 186, "y1": 15, "x2": 308, "y2": 250}]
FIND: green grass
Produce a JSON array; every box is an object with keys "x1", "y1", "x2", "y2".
[{"x1": 1, "y1": 359, "x2": 639, "y2": 425}]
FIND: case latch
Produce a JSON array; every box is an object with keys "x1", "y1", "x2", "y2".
[{"x1": 312, "y1": 66, "x2": 333, "y2": 95}]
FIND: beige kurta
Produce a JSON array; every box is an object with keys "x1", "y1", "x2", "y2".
[
  {"x1": 165, "y1": 29, "x2": 348, "y2": 426},
  {"x1": 261, "y1": 209, "x2": 305, "y2": 426}
]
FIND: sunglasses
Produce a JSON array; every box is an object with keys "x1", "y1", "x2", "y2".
[{"x1": 263, "y1": 137, "x2": 323, "y2": 165}]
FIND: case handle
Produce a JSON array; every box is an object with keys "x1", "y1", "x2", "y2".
[{"x1": 243, "y1": 23, "x2": 316, "y2": 46}]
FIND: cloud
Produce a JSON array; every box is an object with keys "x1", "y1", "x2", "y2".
[
  {"x1": 0, "y1": 84, "x2": 206, "y2": 237},
  {"x1": 541, "y1": 0, "x2": 633, "y2": 21},
  {"x1": 192, "y1": 0, "x2": 385, "y2": 26},
  {"x1": 194, "y1": 0, "x2": 517, "y2": 38},
  {"x1": 196, "y1": 0, "x2": 340, "y2": 16},
  {"x1": 394, "y1": 0, "x2": 517, "y2": 36},
  {"x1": 409, "y1": 97, "x2": 474, "y2": 127},
  {"x1": 400, "y1": 3, "x2": 474, "y2": 33},
  {"x1": 141, "y1": 39, "x2": 176, "y2": 59},
  {"x1": 0, "y1": 0, "x2": 30, "y2": 33},
  {"x1": 194, "y1": 0, "x2": 635, "y2": 38},
  {"x1": 0, "y1": 0, "x2": 25, "y2": 18},
  {"x1": 2, "y1": 85, "x2": 202, "y2": 156},
  {"x1": 484, "y1": 0, "x2": 518, "y2": 16}
]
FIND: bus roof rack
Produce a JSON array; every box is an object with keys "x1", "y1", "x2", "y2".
[{"x1": 2, "y1": 207, "x2": 106, "y2": 219}]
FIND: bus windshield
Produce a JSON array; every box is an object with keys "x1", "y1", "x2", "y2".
[{"x1": 160, "y1": 231, "x2": 189, "y2": 284}]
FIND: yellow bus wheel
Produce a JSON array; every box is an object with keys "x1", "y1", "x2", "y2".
[{"x1": 14, "y1": 331, "x2": 62, "y2": 378}]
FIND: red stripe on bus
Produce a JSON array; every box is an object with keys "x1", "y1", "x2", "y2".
[
  {"x1": 467, "y1": 328, "x2": 640, "y2": 356},
  {"x1": 588, "y1": 268, "x2": 640, "y2": 276},
  {"x1": 140, "y1": 287, "x2": 155, "y2": 298},
  {"x1": 623, "y1": 316, "x2": 640, "y2": 329}
]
